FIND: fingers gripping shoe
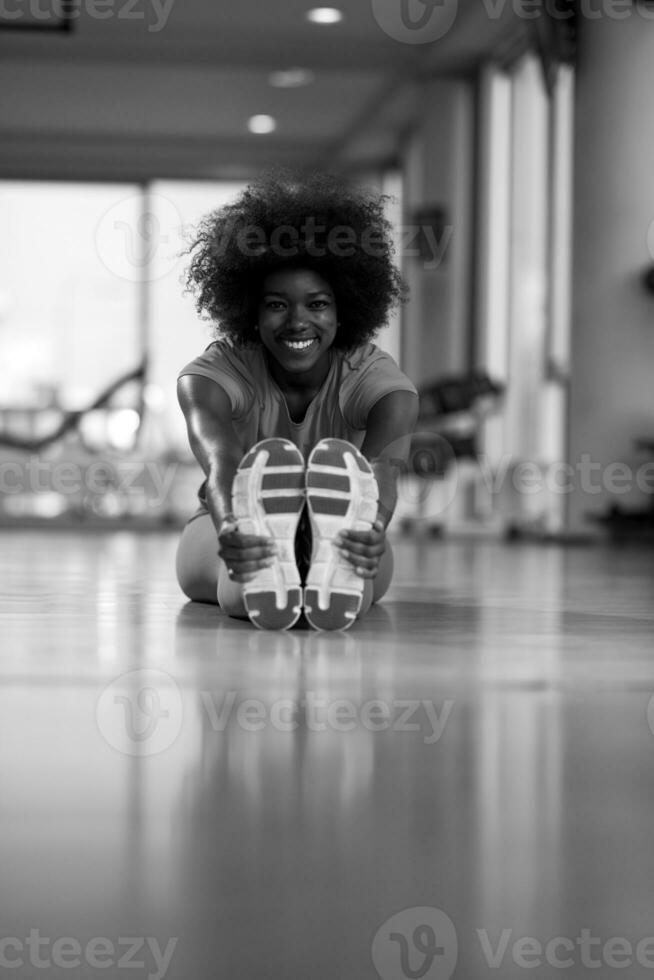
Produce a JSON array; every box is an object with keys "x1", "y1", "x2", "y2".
[
  {"x1": 232, "y1": 438, "x2": 305, "y2": 630},
  {"x1": 304, "y1": 439, "x2": 379, "y2": 631}
]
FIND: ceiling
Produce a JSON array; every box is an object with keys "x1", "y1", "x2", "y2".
[{"x1": 0, "y1": 0, "x2": 527, "y2": 179}]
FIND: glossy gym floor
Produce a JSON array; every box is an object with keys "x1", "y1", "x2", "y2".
[{"x1": 2, "y1": 529, "x2": 654, "y2": 979}]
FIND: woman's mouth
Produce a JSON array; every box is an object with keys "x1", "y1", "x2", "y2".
[{"x1": 281, "y1": 337, "x2": 317, "y2": 352}]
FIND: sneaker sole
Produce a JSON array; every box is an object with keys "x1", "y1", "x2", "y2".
[
  {"x1": 232, "y1": 438, "x2": 305, "y2": 630},
  {"x1": 304, "y1": 438, "x2": 378, "y2": 631}
]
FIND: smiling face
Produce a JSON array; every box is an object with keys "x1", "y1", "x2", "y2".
[{"x1": 256, "y1": 267, "x2": 338, "y2": 388}]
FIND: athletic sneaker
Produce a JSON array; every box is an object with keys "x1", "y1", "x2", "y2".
[
  {"x1": 231, "y1": 438, "x2": 305, "y2": 630},
  {"x1": 304, "y1": 438, "x2": 379, "y2": 631}
]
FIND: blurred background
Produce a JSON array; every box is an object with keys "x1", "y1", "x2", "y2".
[{"x1": 1, "y1": 0, "x2": 653, "y2": 542}]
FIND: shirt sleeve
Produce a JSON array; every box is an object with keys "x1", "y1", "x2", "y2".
[
  {"x1": 177, "y1": 341, "x2": 254, "y2": 420},
  {"x1": 339, "y1": 344, "x2": 418, "y2": 431}
]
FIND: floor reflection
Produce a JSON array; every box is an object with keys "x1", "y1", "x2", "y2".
[{"x1": 2, "y1": 533, "x2": 654, "y2": 978}]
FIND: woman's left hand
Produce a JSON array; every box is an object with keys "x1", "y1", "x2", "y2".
[{"x1": 335, "y1": 518, "x2": 386, "y2": 579}]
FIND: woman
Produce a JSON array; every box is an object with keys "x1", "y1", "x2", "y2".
[{"x1": 176, "y1": 170, "x2": 419, "y2": 631}]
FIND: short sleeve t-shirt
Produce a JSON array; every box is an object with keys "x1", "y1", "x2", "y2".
[{"x1": 178, "y1": 339, "x2": 417, "y2": 511}]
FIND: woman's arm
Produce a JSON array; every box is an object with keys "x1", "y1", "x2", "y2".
[
  {"x1": 337, "y1": 389, "x2": 420, "y2": 578},
  {"x1": 177, "y1": 374, "x2": 244, "y2": 532},
  {"x1": 360, "y1": 388, "x2": 420, "y2": 529},
  {"x1": 177, "y1": 374, "x2": 275, "y2": 582}
]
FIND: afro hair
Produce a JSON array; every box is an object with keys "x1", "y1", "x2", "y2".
[{"x1": 184, "y1": 169, "x2": 407, "y2": 350}]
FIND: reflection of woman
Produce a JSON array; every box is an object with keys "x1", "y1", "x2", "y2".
[{"x1": 175, "y1": 171, "x2": 418, "y2": 631}]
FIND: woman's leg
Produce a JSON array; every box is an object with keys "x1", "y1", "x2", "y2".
[
  {"x1": 176, "y1": 436, "x2": 395, "y2": 625},
  {"x1": 177, "y1": 509, "x2": 393, "y2": 622},
  {"x1": 175, "y1": 513, "x2": 248, "y2": 618}
]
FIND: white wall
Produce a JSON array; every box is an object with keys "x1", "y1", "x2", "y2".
[{"x1": 568, "y1": 11, "x2": 654, "y2": 533}]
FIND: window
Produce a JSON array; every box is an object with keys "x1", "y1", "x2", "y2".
[
  {"x1": 475, "y1": 55, "x2": 574, "y2": 531},
  {"x1": 0, "y1": 179, "x2": 246, "y2": 454}
]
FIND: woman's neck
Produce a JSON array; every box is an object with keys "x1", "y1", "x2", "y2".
[{"x1": 265, "y1": 349, "x2": 332, "y2": 394}]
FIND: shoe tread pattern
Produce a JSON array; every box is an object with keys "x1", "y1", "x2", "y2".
[
  {"x1": 304, "y1": 438, "x2": 378, "y2": 631},
  {"x1": 232, "y1": 438, "x2": 305, "y2": 630}
]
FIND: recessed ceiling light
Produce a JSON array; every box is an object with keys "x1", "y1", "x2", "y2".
[
  {"x1": 248, "y1": 115, "x2": 277, "y2": 134},
  {"x1": 269, "y1": 68, "x2": 316, "y2": 88},
  {"x1": 306, "y1": 7, "x2": 343, "y2": 24}
]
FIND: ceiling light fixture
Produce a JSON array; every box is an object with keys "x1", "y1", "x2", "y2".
[
  {"x1": 306, "y1": 7, "x2": 344, "y2": 24},
  {"x1": 248, "y1": 115, "x2": 277, "y2": 134},
  {"x1": 269, "y1": 68, "x2": 316, "y2": 88}
]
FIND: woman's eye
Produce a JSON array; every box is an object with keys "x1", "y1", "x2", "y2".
[
  {"x1": 309, "y1": 300, "x2": 329, "y2": 309},
  {"x1": 266, "y1": 301, "x2": 286, "y2": 310}
]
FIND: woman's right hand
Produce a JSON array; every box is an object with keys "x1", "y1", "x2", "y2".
[{"x1": 217, "y1": 519, "x2": 277, "y2": 584}]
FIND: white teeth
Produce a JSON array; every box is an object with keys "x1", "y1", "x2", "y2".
[{"x1": 283, "y1": 338, "x2": 315, "y2": 350}]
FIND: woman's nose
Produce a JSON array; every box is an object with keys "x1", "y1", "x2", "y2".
[{"x1": 289, "y1": 307, "x2": 307, "y2": 328}]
